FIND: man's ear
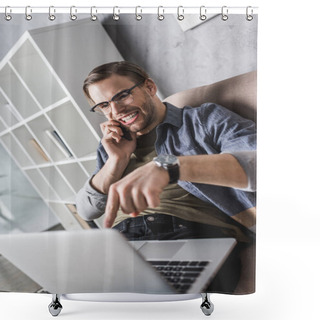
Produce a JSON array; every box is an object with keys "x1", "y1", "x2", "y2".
[{"x1": 144, "y1": 78, "x2": 157, "y2": 96}]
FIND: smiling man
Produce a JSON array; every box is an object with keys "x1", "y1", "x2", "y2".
[{"x1": 76, "y1": 61, "x2": 256, "y2": 243}]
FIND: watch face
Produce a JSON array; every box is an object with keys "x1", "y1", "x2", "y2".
[
  {"x1": 153, "y1": 154, "x2": 180, "y2": 183},
  {"x1": 156, "y1": 154, "x2": 178, "y2": 165}
]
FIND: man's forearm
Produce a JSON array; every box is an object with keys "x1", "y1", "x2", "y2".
[
  {"x1": 91, "y1": 157, "x2": 130, "y2": 194},
  {"x1": 178, "y1": 154, "x2": 248, "y2": 189}
]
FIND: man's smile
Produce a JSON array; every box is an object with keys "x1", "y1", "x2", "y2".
[{"x1": 119, "y1": 111, "x2": 139, "y2": 125}]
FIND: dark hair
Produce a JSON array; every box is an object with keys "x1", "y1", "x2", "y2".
[{"x1": 83, "y1": 61, "x2": 149, "y2": 103}]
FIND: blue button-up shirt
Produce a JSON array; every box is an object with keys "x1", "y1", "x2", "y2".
[{"x1": 76, "y1": 102, "x2": 256, "y2": 221}]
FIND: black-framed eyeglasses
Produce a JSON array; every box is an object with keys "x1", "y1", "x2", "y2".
[{"x1": 90, "y1": 81, "x2": 144, "y2": 115}]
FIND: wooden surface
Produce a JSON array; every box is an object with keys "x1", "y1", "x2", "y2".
[{"x1": 0, "y1": 255, "x2": 42, "y2": 293}]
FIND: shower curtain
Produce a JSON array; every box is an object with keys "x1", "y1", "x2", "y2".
[{"x1": 0, "y1": 6, "x2": 257, "y2": 309}]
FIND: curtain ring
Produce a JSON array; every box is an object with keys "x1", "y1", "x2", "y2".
[
  {"x1": 177, "y1": 6, "x2": 184, "y2": 21},
  {"x1": 113, "y1": 6, "x2": 120, "y2": 21},
  {"x1": 157, "y1": 6, "x2": 165, "y2": 21},
  {"x1": 90, "y1": 6, "x2": 97, "y2": 21},
  {"x1": 70, "y1": 6, "x2": 77, "y2": 21},
  {"x1": 25, "y1": 6, "x2": 32, "y2": 21},
  {"x1": 221, "y1": 6, "x2": 228, "y2": 21},
  {"x1": 135, "y1": 6, "x2": 142, "y2": 21},
  {"x1": 200, "y1": 6, "x2": 207, "y2": 21},
  {"x1": 246, "y1": 6, "x2": 254, "y2": 21},
  {"x1": 4, "y1": 6, "x2": 12, "y2": 21},
  {"x1": 49, "y1": 6, "x2": 56, "y2": 21}
]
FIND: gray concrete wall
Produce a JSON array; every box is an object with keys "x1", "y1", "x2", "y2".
[{"x1": 101, "y1": 14, "x2": 257, "y2": 98}]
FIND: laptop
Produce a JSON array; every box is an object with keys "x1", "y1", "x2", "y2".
[{"x1": 0, "y1": 229, "x2": 236, "y2": 295}]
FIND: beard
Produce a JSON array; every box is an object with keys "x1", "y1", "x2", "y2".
[{"x1": 127, "y1": 94, "x2": 159, "y2": 134}]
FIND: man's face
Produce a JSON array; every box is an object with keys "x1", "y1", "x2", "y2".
[{"x1": 88, "y1": 74, "x2": 159, "y2": 134}]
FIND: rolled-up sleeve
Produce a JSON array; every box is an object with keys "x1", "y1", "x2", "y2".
[
  {"x1": 226, "y1": 150, "x2": 256, "y2": 192},
  {"x1": 76, "y1": 176, "x2": 107, "y2": 221},
  {"x1": 199, "y1": 103, "x2": 256, "y2": 192}
]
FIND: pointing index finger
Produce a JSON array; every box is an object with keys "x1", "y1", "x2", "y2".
[{"x1": 104, "y1": 185, "x2": 120, "y2": 228}]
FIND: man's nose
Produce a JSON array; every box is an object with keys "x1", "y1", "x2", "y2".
[{"x1": 110, "y1": 101, "x2": 126, "y2": 115}]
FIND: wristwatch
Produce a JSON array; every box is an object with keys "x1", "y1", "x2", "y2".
[{"x1": 153, "y1": 154, "x2": 180, "y2": 184}]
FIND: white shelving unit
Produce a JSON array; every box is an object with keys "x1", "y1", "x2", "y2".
[{"x1": 0, "y1": 19, "x2": 123, "y2": 231}]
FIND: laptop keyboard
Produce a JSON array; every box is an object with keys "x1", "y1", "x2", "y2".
[{"x1": 148, "y1": 260, "x2": 209, "y2": 293}]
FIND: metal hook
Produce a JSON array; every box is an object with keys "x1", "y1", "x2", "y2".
[
  {"x1": 49, "y1": 6, "x2": 56, "y2": 21},
  {"x1": 90, "y1": 6, "x2": 97, "y2": 21},
  {"x1": 70, "y1": 6, "x2": 77, "y2": 21},
  {"x1": 157, "y1": 6, "x2": 165, "y2": 21},
  {"x1": 221, "y1": 6, "x2": 228, "y2": 21},
  {"x1": 135, "y1": 6, "x2": 142, "y2": 21},
  {"x1": 246, "y1": 6, "x2": 254, "y2": 21},
  {"x1": 177, "y1": 6, "x2": 184, "y2": 21},
  {"x1": 113, "y1": 6, "x2": 120, "y2": 21},
  {"x1": 25, "y1": 6, "x2": 32, "y2": 21},
  {"x1": 200, "y1": 6, "x2": 207, "y2": 21},
  {"x1": 4, "y1": 6, "x2": 12, "y2": 21}
]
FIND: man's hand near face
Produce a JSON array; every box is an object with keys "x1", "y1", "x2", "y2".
[
  {"x1": 90, "y1": 120, "x2": 136, "y2": 195},
  {"x1": 100, "y1": 119, "x2": 136, "y2": 161}
]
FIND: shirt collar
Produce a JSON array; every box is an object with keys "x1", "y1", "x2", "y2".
[{"x1": 161, "y1": 102, "x2": 183, "y2": 128}]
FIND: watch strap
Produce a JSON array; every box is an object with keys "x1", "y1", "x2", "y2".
[{"x1": 167, "y1": 163, "x2": 180, "y2": 184}]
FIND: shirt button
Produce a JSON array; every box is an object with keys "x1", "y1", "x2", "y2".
[
  {"x1": 178, "y1": 224, "x2": 184, "y2": 228},
  {"x1": 147, "y1": 216, "x2": 155, "y2": 222}
]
